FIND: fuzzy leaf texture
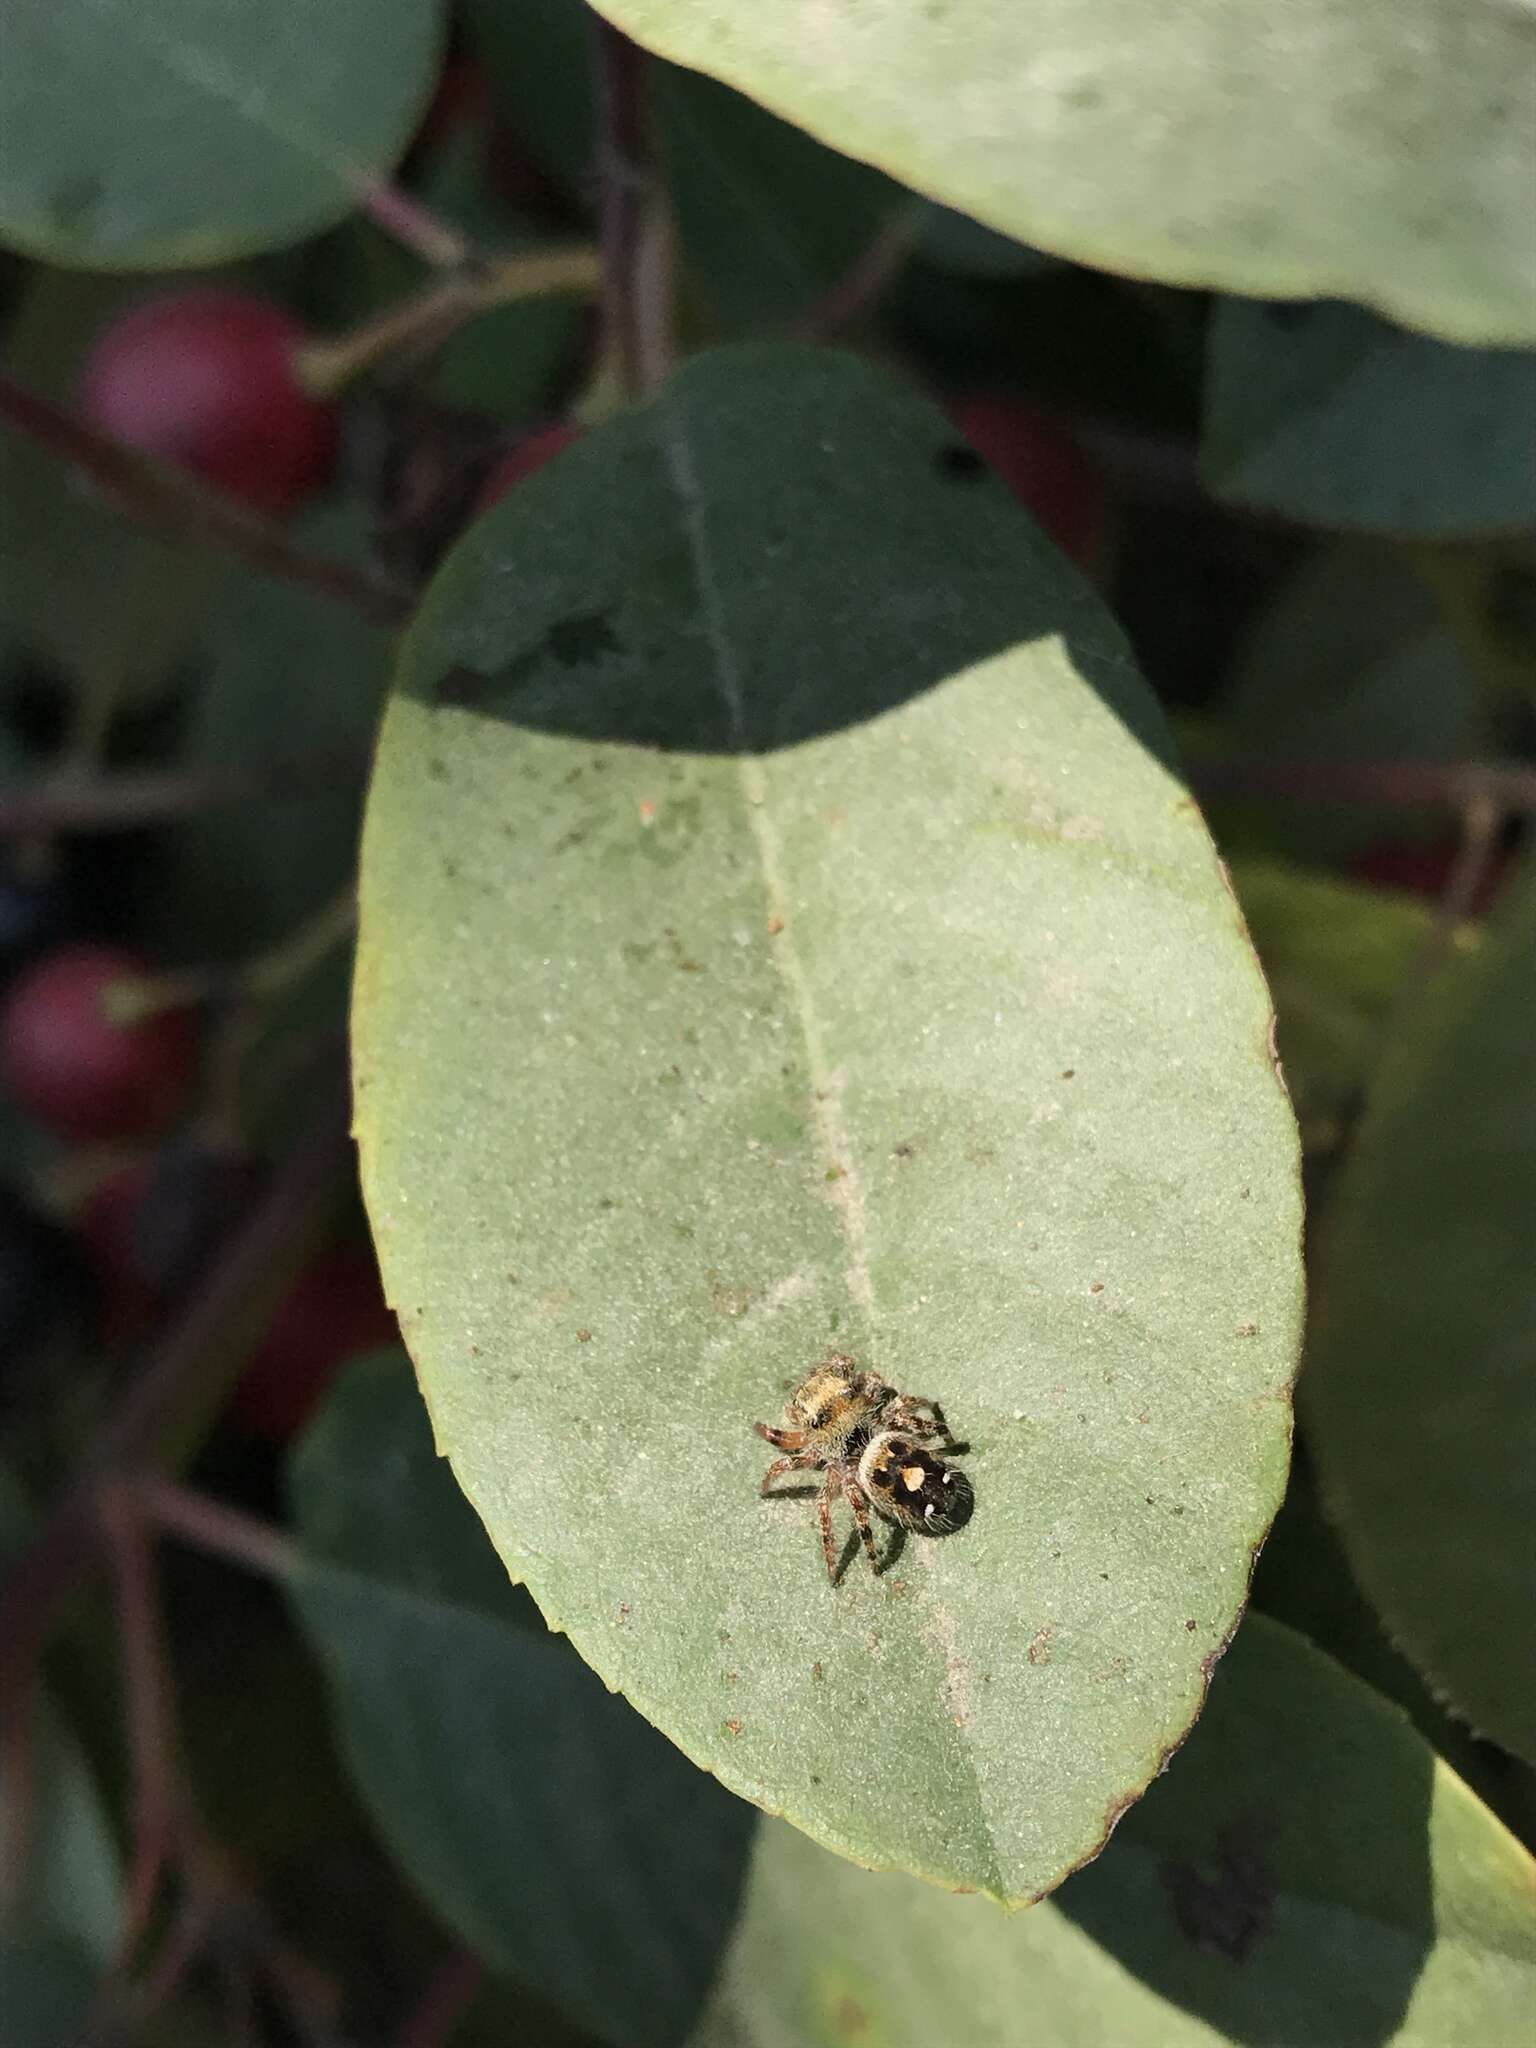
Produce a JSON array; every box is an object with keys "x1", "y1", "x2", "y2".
[
  {"x1": 351, "y1": 346, "x2": 1304, "y2": 1905},
  {"x1": 579, "y1": 0, "x2": 1536, "y2": 345}
]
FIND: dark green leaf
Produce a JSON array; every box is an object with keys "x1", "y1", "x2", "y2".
[
  {"x1": 655, "y1": 71, "x2": 912, "y2": 333},
  {"x1": 136, "y1": 500, "x2": 389, "y2": 967},
  {"x1": 288, "y1": 1350, "x2": 754, "y2": 2048},
  {"x1": 1230, "y1": 860, "x2": 1435, "y2": 1157},
  {"x1": 1304, "y1": 862, "x2": 1536, "y2": 1764},
  {"x1": 1219, "y1": 543, "x2": 1481, "y2": 862},
  {"x1": 693, "y1": 1617, "x2": 1536, "y2": 2048},
  {"x1": 1204, "y1": 301, "x2": 1536, "y2": 536},
  {"x1": 0, "y1": 0, "x2": 443, "y2": 268},
  {"x1": 352, "y1": 344, "x2": 1303, "y2": 1904},
  {"x1": 0, "y1": 1932, "x2": 101, "y2": 2048},
  {"x1": 583, "y1": 0, "x2": 1536, "y2": 345}
]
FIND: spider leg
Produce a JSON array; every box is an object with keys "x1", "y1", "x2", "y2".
[
  {"x1": 885, "y1": 1394, "x2": 948, "y2": 1443},
  {"x1": 844, "y1": 1477, "x2": 881, "y2": 1573},
  {"x1": 818, "y1": 1467, "x2": 845, "y2": 1583},
  {"x1": 760, "y1": 1452, "x2": 820, "y2": 1495},
  {"x1": 755, "y1": 1422, "x2": 808, "y2": 1451}
]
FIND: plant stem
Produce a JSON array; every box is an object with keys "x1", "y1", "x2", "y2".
[
  {"x1": 355, "y1": 178, "x2": 480, "y2": 271},
  {"x1": 1191, "y1": 756, "x2": 1536, "y2": 813},
  {"x1": 0, "y1": 1090, "x2": 351, "y2": 1739},
  {"x1": 133, "y1": 1480, "x2": 297, "y2": 1583},
  {"x1": 794, "y1": 207, "x2": 924, "y2": 341},
  {"x1": 0, "y1": 754, "x2": 369, "y2": 840},
  {"x1": 594, "y1": 16, "x2": 673, "y2": 395},
  {"x1": 99, "y1": 1489, "x2": 182, "y2": 1964},
  {"x1": 122, "y1": 886, "x2": 358, "y2": 1022},
  {"x1": 296, "y1": 245, "x2": 603, "y2": 397},
  {"x1": 0, "y1": 377, "x2": 414, "y2": 628}
]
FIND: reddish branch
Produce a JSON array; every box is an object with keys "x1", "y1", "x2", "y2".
[
  {"x1": 1191, "y1": 756, "x2": 1536, "y2": 813},
  {"x1": 0, "y1": 754, "x2": 368, "y2": 840},
  {"x1": 594, "y1": 17, "x2": 673, "y2": 394},
  {"x1": 0, "y1": 1089, "x2": 352, "y2": 1738},
  {"x1": 0, "y1": 376, "x2": 414, "y2": 628}
]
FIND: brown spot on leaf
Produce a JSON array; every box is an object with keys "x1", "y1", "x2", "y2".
[
  {"x1": 833, "y1": 1994, "x2": 870, "y2": 2038},
  {"x1": 723, "y1": 1718, "x2": 744, "y2": 1737},
  {"x1": 576, "y1": 1329, "x2": 592, "y2": 1343},
  {"x1": 1027, "y1": 1626, "x2": 1055, "y2": 1667}
]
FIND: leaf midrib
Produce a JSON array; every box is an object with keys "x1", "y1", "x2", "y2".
[{"x1": 654, "y1": 380, "x2": 1012, "y2": 1897}]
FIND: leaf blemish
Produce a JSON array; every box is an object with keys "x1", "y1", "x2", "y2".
[{"x1": 545, "y1": 610, "x2": 620, "y2": 667}]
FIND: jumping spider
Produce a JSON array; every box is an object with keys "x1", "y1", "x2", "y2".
[{"x1": 755, "y1": 1355, "x2": 971, "y2": 1582}]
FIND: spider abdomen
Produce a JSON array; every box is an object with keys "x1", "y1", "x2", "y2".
[{"x1": 858, "y1": 1430, "x2": 971, "y2": 1535}]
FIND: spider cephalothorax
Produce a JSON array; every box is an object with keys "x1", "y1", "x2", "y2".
[{"x1": 754, "y1": 1355, "x2": 970, "y2": 1581}]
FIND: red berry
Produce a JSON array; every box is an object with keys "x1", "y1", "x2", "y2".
[
  {"x1": 1, "y1": 946, "x2": 197, "y2": 1143},
  {"x1": 232, "y1": 1245, "x2": 398, "y2": 1441},
  {"x1": 476, "y1": 424, "x2": 582, "y2": 514},
  {"x1": 79, "y1": 291, "x2": 337, "y2": 517},
  {"x1": 944, "y1": 395, "x2": 1114, "y2": 578}
]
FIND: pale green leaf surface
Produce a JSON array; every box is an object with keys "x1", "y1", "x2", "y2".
[
  {"x1": 584, "y1": 0, "x2": 1536, "y2": 345},
  {"x1": 692, "y1": 1617, "x2": 1536, "y2": 2048},
  {"x1": 0, "y1": 0, "x2": 442, "y2": 268},
  {"x1": 1204, "y1": 301, "x2": 1536, "y2": 536},
  {"x1": 1304, "y1": 863, "x2": 1536, "y2": 1763},
  {"x1": 288, "y1": 1350, "x2": 753, "y2": 2048},
  {"x1": 353, "y1": 345, "x2": 1303, "y2": 1905}
]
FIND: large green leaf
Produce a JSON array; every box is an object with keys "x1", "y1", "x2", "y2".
[
  {"x1": 1303, "y1": 863, "x2": 1536, "y2": 1765},
  {"x1": 0, "y1": 0, "x2": 442, "y2": 268},
  {"x1": 353, "y1": 345, "x2": 1303, "y2": 1904},
  {"x1": 288, "y1": 1350, "x2": 754, "y2": 2048},
  {"x1": 693, "y1": 1616, "x2": 1536, "y2": 2048},
  {"x1": 1204, "y1": 301, "x2": 1536, "y2": 536},
  {"x1": 582, "y1": 0, "x2": 1536, "y2": 345}
]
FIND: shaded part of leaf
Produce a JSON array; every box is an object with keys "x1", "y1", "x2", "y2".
[
  {"x1": 1204, "y1": 301, "x2": 1536, "y2": 536},
  {"x1": 695, "y1": 1618, "x2": 1536, "y2": 2048},
  {"x1": 358, "y1": 343, "x2": 1302, "y2": 1906},
  {"x1": 288, "y1": 1353, "x2": 755, "y2": 2048},
  {"x1": 1303, "y1": 861, "x2": 1536, "y2": 1764}
]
